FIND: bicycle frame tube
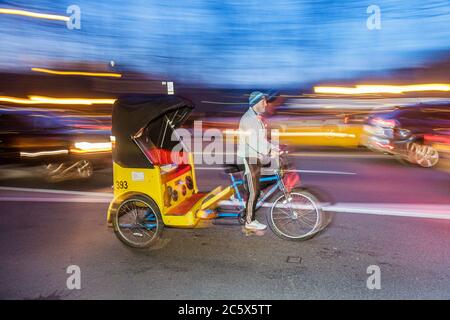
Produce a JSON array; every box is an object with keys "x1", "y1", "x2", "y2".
[
  {"x1": 217, "y1": 155, "x2": 295, "y2": 219},
  {"x1": 229, "y1": 172, "x2": 283, "y2": 210},
  {"x1": 143, "y1": 209, "x2": 155, "y2": 220},
  {"x1": 274, "y1": 170, "x2": 297, "y2": 217},
  {"x1": 255, "y1": 182, "x2": 279, "y2": 209},
  {"x1": 275, "y1": 171, "x2": 290, "y2": 197}
]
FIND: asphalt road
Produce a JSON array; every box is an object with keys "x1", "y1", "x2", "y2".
[{"x1": 0, "y1": 151, "x2": 449, "y2": 299}]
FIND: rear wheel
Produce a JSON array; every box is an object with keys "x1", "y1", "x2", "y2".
[
  {"x1": 268, "y1": 188, "x2": 324, "y2": 241},
  {"x1": 112, "y1": 195, "x2": 163, "y2": 248}
]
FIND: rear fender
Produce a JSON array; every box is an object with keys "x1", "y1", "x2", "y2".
[{"x1": 106, "y1": 191, "x2": 158, "y2": 225}]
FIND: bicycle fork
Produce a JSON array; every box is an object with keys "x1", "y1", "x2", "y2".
[{"x1": 275, "y1": 171, "x2": 298, "y2": 219}]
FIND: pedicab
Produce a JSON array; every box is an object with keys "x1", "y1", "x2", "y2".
[{"x1": 107, "y1": 95, "x2": 331, "y2": 248}]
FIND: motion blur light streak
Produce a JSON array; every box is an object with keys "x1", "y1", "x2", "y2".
[
  {"x1": 0, "y1": 96, "x2": 116, "y2": 105},
  {"x1": 370, "y1": 118, "x2": 397, "y2": 128},
  {"x1": 31, "y1": 68, "x2": 122, "y2": 78},
  {"x1": 223, "y1": 129, "x2": 251, "y2": 136},
  {"x1": 0, "y1": 8, "x2": 69, "y2": 22},
  {"x1": 201, "y1": 101, "x2": 244, "y2": 105},
  {"x1": 314, "y1": 84, "x2": 450, "y2": 95},
  {"x1": 71, "y1": 142, "x2": 112, "y2": 153},
  {"x1": 223, "y1": 130, "x2": 356, "y2": 138},
  {"x1": 374, "y1": 141, "x2": 394, "y2": 150},
  {"x1": 272, "y1": 132, "x2": 357, "y2": 138},
  {"x1": 284, "y1": 98, "x2": 450, "y2": 110},
  {"x1": 20, "y1": 150, "x2": 69, "y2": 158},
  {"x1": 28, "y1": 96, "x2": 116, "y2": 105},
  {"x1": 0, "y1": 96, "x2": 41, "y2": 104}
]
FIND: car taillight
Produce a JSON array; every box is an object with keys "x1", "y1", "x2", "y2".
[{"x1": 370, "y1": 117, "x2": 397, "y2": 128}]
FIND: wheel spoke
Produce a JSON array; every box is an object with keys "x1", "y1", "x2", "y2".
[
  {"x1": 273, "y1": 215, "x2": 292, "y2": 220},
  {"x1": 116, "y1": 199, "x2": 159, "y2": 246},
  {"x1": 298, "y1": 212, "x2": 317, "y2": 224},
  {"x1": 413, "y1": 144, "x2": 439, "y2": 167},
  {"x1": 274, "y1": 207, "x2": 292, "y2": 216},
  {"x1": 271, "y1": 192, "x2": 321, "y2": 239},
  {"x1": 298, "y1": 216, "x2": 316, "y2": 229}
]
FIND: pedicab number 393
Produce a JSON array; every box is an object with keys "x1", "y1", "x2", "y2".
[{"x1": 115, "y1": 180, "x2": 128, "y2": 189}]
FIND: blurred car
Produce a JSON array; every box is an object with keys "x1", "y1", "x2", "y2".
[
  {"x1": 271, "y1": 113, "x2": 364, "y2": 148},
  {"x1": 362, "y1": 102, "x2": 450, "y2": 167},
  {"x1": 0, "y1": 108, "x2": 112, "y2": 181},
  {"x1": 200, "y1": 111, "x2": 365, "y2": 148}
]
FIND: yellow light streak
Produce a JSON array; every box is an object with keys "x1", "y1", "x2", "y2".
[
  {"x1": 272, "y1": 132, "x2": 356, "y2": 138},
  {"x1": 0, "y1": 8, "x2": 69, "y2": 21},
  {"x1": 224, "y1": 129, "x2": 355, "y2": 138},
  {"x1": 223, "y1": 129, "x2": 251, "y2": 135},
  {"x1": 314, "y1": 84, "x2": 450, "y2": 95},
  {"x1": 0, "y1": 96, "x2": 40, "y2": 104},
  {"x1": 71, "y1": 142, "x2": 112, "y2": 154},
  {"x1": 31, "y1": 68, "x2": 122, "y2": 78},
  {"x1": 28, "y1": 96, "x2": 116, "y2": 105}
]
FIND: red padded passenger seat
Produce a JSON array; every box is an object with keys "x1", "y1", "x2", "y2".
[
  {"x1": 144, "y1": 148, "x2": 191, "y2": 183},
  {"x1": 163, "y1": 164, "x2": 191, "y2": 182},
  {"x1": 146, "y1": 148, "x2": 188, "y2": 166}
]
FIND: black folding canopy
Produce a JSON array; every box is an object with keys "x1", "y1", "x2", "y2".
[{"x1": 112, "y1": 95, "x2": 194, "y2": 168}]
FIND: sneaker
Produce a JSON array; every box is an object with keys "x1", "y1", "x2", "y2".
[{"x1": 245, "y1": 220, "x2": 267, "y2": 231}]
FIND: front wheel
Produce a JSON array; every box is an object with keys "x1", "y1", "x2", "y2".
[
  {"x1": 44, "y1": 160, "x2": 94, "y2": 182},
  {"x1": 268, "y1": 188, "x2": 324, "y2": 241},
  {"x1": 410, "y1": 143, "x2": 439, "y2": 168},
  {"x1": 112, "y1": 195, "x2": 164, "y2": 248}
]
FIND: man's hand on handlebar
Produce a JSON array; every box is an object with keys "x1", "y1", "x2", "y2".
[
  {"x1": 271, "y1": 144, "x2": 288, "y2": 158},
  {"x1": 270, "y1": 148, "x2": 280, "y2": 158}
]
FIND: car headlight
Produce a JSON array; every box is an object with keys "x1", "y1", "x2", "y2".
[
  {"x1": 369, "y1": 117, "x2": 397, "y2": 128},
  {"x1": 396, "y1": 129, "x2": 411, "y2": 138}
]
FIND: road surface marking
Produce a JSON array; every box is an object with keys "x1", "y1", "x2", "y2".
[
  {"x1": 323, "y1": 203, "x2": 450, "y2": 220},
  {"x1": 0, "y1": 196, "x2": 111, "y2": 203},
  {"x1": 285, "y1": 169, "x2": 356, "y2": 175},
  {"x1": 1, "y1": 188, "x2": 449, "y2": 220},
  {"x1": 218, "y1": 200, "x2": 450, "y2": 220},
  {"x1": 0, "y1": 186, "x2": 111, "y2": 197}
]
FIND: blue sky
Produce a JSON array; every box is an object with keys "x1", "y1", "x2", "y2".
[{"x1": 0, "y1": 0, "x2": 449, "y2": 87}]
